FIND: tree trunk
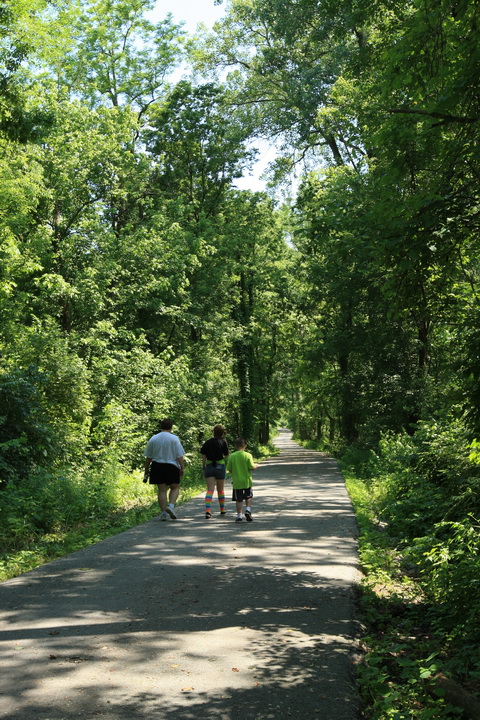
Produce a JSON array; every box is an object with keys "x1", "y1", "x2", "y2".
[
  {"x1": 339, "y1": 352, "x2": 357, "y2": 442},
  {"x1": 418, "y1": 318, "x2": 431, "y2": 369}
]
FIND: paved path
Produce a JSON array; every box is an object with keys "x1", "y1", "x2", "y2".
[{"x1": 0, "y1": 430, "x2": 361, "y2": 720}]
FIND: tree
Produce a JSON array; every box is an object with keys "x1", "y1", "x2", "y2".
[
  {"x1": 146, "y1": 80, "x2": 255, "y2": 221},
  {"x1": 56, "y1": 0, "x2": 185, "y2": 115}
]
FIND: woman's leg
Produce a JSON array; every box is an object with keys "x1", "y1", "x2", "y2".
[
  {"x1": 216, "y1": 479, "x2": 226, "y2": 513},
  {"x1": 205, "y1": 476, "x2": 215, "y2": 516}
]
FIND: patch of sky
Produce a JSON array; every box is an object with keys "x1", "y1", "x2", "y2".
[{"x1": 147, "y1": 0, "x2": 287, "y2": 194}]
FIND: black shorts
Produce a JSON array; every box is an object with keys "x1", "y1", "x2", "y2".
[
  {"x1": 149, "y1": 462, "x2": 181, "y2": 485},
  {"x1": 204, "y1": 463, "x2": 226, "y2": 480},
  {"x1": 232, "y1": 487, "x2": 253, "y2": 501}
]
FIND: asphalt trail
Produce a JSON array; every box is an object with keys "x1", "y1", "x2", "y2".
[{"x1": 0, "y1": 430, "x2": 361, "y2": 720}]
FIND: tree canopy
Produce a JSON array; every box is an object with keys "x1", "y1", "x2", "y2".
[{"x1": 1, "y1": 0, "x2": 480, "y2": 712}]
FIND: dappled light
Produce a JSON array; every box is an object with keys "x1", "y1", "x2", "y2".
[
  {"x1": 2, "y1": 0, "x2": 477, "y2": 716},
  {"x1": 0, "y1": 432, "x2": 360, "y2": 719}
]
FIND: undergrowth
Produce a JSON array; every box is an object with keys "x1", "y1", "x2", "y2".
[
  {"x1": 340, "y1": 418, "x2": 480, "y2": 719},
  {"x1": 0, "y1": 460, "x2": 205, "y2": 582}
]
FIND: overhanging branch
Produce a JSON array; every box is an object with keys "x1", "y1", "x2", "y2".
[{"x1": 388, "y1": 107, "x2": 478, "y2": 124}]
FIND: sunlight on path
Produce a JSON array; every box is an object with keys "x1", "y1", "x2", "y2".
[{"x1": 0, "y1": 429, "x2": 361, "y2": 720}]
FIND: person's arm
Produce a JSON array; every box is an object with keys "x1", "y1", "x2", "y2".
[
  {"x1": 201, "y1": 454, "x2": 207, "y2": 470},
  {"x1": 144, "y1": 457, "x2": 152, "y2": 481},
  {"x1": 177, "y1": 455, "x2": 185, "y2": 476}
]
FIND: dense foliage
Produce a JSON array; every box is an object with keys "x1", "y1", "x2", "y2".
[
  {"x1": 1, "y1": 0, "x2": 479, "y2": 715},
  {"x1": 196, "y1": 0, "x2": 480, "y2": 716},
  {"x1": 200, "y1": 0, "x2": 480, "y2": 447},
  {"x1": 0, "y1": 0, "x2": 293, "y2": 572},
  {"x1": 342, "y1": 422, "x2": 480, "y2": 718}
]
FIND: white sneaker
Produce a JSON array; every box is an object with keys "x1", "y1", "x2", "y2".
[
  {"x1": 159, "y1": 511, "x2": 168, "y2": 521},
  {"x1": 166, "y1": 506, "x2": 177, "y2": 519}
]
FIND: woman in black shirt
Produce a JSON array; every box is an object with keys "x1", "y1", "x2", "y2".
[{"x1": 200, "y1": 424, "x2": 229, "y2": 518}]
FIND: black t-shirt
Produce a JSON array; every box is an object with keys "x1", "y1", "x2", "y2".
[{"x1": 200, "y1": 437, "x2": 229, "y2": 462}]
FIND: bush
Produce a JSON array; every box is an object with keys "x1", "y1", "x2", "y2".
[
  {"x1": 408, "y1": 516, "x2": 480, "y2": 637},
  {"x1": 344, "y1": 417, "x2": 480, "y2": 691},
  {"x1": 355, "y1": 420, "x2": 480, "y2": 539}
]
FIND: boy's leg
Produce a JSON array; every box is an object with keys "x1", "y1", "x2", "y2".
[
  {"x1": 245, "y1": 491, "x2": 253, "y2": 521},
  {"x1": 234, "y1": 489, "x2": 243, "y2": 521}
]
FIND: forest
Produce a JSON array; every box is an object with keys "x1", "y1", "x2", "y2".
[{"x1": 1, "y1": 0, "x2": 479, "y2": 717}]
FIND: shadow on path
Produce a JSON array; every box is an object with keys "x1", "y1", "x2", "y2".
[{"x1": 0, "y1": 430, "x2": 361, "y2": 720}]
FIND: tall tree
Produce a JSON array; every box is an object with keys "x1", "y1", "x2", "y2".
[{"x1": 56, "y1": 0, "x2": 185, "y2": 114}]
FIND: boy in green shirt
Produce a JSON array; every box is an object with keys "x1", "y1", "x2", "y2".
[{"x1": 226, "y1": 437, "x2": 259, "y2": 522}]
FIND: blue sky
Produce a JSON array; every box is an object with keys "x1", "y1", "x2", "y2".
[
  {"x1": 150, "y1": 0, "x2": 276, "y2": 192},
  {"x1": 150, "y1": 0, "x2": 226, "y2": 33}
]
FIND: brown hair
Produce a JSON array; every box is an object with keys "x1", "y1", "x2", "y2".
[
  {"x1": 213, "y1": 424, "x2": 226, "y2": 439},
  {"x1": 160, "y1": 418, "x2": 174, "y2": 430},
  {"x1": 235, "y1": 437, "x2": 246, "y2": 449}
]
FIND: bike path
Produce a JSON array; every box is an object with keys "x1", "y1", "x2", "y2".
[{"x1": 0, "y1": 430, "x2": 361, "y2": 720}]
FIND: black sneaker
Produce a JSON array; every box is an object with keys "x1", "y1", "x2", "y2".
[
  {"x1": 245, "y1": 509, "x2": 253, "y2": 522},
  {"x1": 235, "y1": 516, "x2": 243, "y2": 522},
  {"x1": 205, "y1": 511, "x2": 211, "y2": 519}
]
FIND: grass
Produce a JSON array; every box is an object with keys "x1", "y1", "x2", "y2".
[{"x1": 0, "y1": 468, "x2": 206, "y2": 582}]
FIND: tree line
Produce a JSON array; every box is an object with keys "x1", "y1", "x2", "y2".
[
  {"x1": 3, "y1": 0, "x2": 478, "y2": 480},
  {"x1": 1, "y1": 0, "x2": 480, "y2": 714}
]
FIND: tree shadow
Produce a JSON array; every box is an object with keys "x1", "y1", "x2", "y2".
[{"x1": 0, "y1": 435, "x2": 361, "y2": 719}]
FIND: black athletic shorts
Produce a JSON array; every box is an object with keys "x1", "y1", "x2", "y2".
[
  {"x1": 232, "y1": 487, "x2": 253, "y2": 501},
  {"x1": 148, "y1": 461, "x2": 181, "y2": 485}
]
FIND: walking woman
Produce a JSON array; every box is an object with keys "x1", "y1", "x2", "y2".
[{"x1": 200, "y1": 425, "x2": 229, "y2": 518}]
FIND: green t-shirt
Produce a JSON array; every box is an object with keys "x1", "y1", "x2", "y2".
[{"x1": 226, "y1": 449, "x2": 255, "y2": 489}]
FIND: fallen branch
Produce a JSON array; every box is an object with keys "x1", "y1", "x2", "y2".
[{"x1": 425, "y1": 673, "x2": 480, "y2": 719}]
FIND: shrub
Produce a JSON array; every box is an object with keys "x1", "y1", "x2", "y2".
[{"x1": 408, "y1": 516, "x2": 480, "y2": 638}]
